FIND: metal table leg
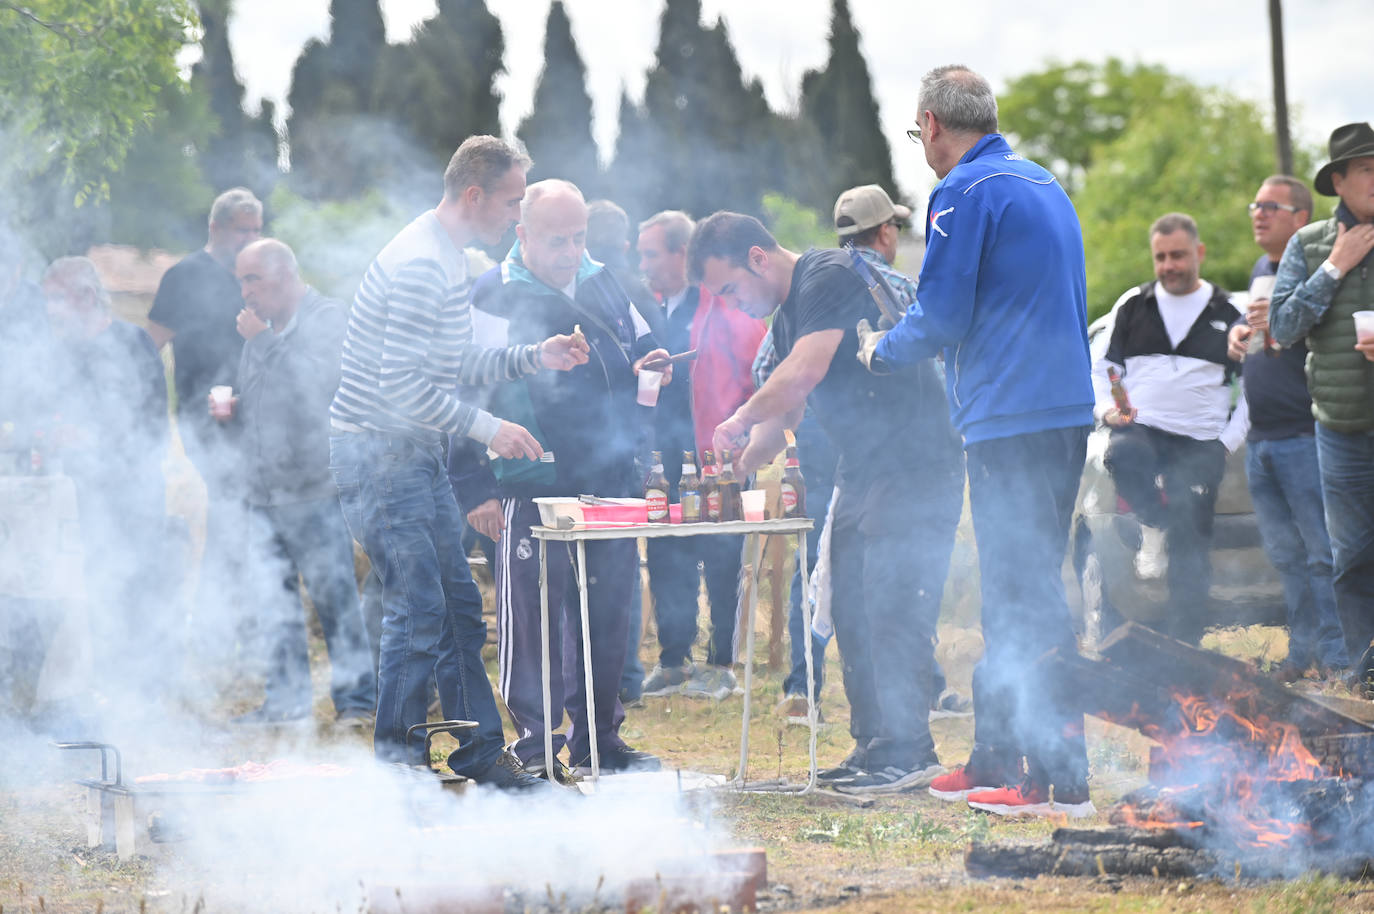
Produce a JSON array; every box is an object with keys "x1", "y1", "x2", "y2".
[
  {"x1": 576, "y1": 539, "x2": 599, "y2": 787},
  {"x1": 540, "y1": 539, "x2": 554, "y2": 785},
  {"x1": 734, "y1": 532, "x2": 766, "y2": 786},
  {"x1": 798, "y1": 537, "x2": 816, "y2": 794}
]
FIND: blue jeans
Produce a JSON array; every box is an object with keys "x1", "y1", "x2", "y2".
[
  {"x1": 1246, "y1": 436, "x2": 1348, "y2": 669},
  {"x1": 330, "y1": 433, "x2": 504, "y2": 775},
  {"x1": 246, "y1": 497, "x2": 377, "y2": 714},
  {"x1": 1315, "y1": 424, "x2": 1374, "y2": 662}
]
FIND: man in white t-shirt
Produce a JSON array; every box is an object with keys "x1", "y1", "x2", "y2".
[{"x1": 1093, "y1": 212, "x2": 1248, "y2": 643}]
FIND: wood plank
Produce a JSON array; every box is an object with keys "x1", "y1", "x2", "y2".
[{"x1": 1098, "y1": 623, "x2": 1373, "y2": 736}]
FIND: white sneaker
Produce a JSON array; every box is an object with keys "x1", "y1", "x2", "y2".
[{"x1": 1134, "y1": 525, "x2": 1167, "y2": 579}]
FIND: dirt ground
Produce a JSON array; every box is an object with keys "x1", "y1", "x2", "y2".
[{"x1": 3, "y1": 556, "x2": 1373, "y2": 913}]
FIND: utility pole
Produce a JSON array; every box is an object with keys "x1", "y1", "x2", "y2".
[{"x1": 1269, "y1": 0, "x2": 1293, "y2": 174}]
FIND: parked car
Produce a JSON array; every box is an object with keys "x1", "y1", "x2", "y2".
[{"x1": 1065, "y1": 305, "x2": 1285, "y2": 649}]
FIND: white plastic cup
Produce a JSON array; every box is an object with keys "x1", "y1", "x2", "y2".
[
  {"x1": 1354, "y1": 311, "x2": 1374, "y2": 343},
  {"x1": 209, "y1": 385, "x2": 233, "y2": 418},
  {"x1": 740, "y1": 489, "x2": 766, "y2": 523},
  {"x1": 637, "y1": 368, "x2": 664, "y2": 407}
]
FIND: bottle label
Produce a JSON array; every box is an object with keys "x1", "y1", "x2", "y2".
[
  {"x1": 706, "y1": 491, "x2": 722, "y2": 519},
  {"x1": 785, "y1": 457, "x2": 800, "y2": 468},
  {"x1": 781, "y1": 484, "x2": 798, "y2": 513},
  {"x1": 646, "y1": 489, "x2": 669, "y2": 521},
  {"x1": 681, "y1": 492, "x2": 700, "y2": 520}
]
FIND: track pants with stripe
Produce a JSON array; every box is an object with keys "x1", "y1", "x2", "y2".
[{"x1": 496, "y1": 497, "x2": 635, "y2": 764}]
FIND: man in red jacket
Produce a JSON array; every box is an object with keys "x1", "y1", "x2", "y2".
[{"x1": 636, "y1": 210, "x2": 767, "y2": 700}]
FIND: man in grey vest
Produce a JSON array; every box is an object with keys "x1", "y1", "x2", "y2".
[{"x1": 1271, "y1": 122, "x2": 1374, "y2": 675}]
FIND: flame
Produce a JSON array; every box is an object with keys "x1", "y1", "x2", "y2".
[{"x1": 1109, "y1": 677, "x2": 1331, "y2": 850}]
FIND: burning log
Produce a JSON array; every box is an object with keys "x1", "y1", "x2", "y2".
[
  {"x1": 966, "y1": 830, "x2": 1219, "y2": 879},
  {"x1": 1098, "y1": 623, "x2": 1373, "y2": 739}
]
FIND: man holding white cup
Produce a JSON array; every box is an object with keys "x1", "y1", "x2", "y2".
[
  {"x1": 1271, "y1": 122, "x2": 1374, "y2": 673},
  {"x1": 1227, "y1": 177, "x2": 1350, "y2": 681}
]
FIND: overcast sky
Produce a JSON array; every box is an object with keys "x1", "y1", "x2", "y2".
[{"x1": 225, "y1": 0, "x2": 1366, "y2": 209}]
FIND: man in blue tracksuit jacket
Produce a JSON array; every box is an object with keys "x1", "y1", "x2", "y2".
[{"x1": 863, "y1": 65, "x2": 1096, "y2": 818}]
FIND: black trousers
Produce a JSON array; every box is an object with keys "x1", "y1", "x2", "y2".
[
  {"x1": 828, "y1": 461, "x2": 962, "y2": 769},
  {"x1": 1105, "y1": 423, "x2": 1227, "y2": 639}
]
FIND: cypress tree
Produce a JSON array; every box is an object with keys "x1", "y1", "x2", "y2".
[
  {"x1": 192, "y1": 0, "x2": 250, "y2": 191},
  {"x1": 799, "y1": 0, "x2": 896, "y2": 210},
  {"x1": 517, "y1": 1, "x2": 600, "y2": 197}
]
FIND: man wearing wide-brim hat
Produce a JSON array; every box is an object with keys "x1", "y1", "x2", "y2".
[{"x1": 1271, "y1": 122, "x2": 1374, "y2": 673}]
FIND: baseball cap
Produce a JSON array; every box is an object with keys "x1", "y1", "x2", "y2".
[{"x1": 833, "y1": 185, "x2": 912, "y2": 237}]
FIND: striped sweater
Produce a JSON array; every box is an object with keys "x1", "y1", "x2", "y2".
[{"x1": 330, "y1": 211, "x2": 542, "y2": 443}]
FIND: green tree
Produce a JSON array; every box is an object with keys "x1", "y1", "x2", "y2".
[
  {"x1": 0, "y1": 0, "x2": 198, "y2": 206},
  {"x1": 517, "y1": 1, "x2": 600, "y2": 196},
  {"x1": 998, "y1": 59, "x2": 1189, "y2": 194},
  {"x1": 285, "y1": 0, "x2": 385, "y2": 197},
  {"x1": 1074, "y1": 87, "x2": 1313, "y2": 318},
  {"x1": 371, "y1": 0, "x2": 505, "y2": 167},
  {"x1": 798, "y1": 0, "x2": 895, "y2": 211},
  {"x1": 614, "y1": 0, "x2": 778, "y2": 220}
]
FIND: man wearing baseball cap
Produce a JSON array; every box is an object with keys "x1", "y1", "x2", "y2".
[{"x1": 1270, "y1": 122, "x2": 1374, "y2": 678}]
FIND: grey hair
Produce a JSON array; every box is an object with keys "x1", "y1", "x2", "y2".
[
  {"x1": 520, "y1": 178, "x2": 584, "y2": 224},
  {"x1": 639, "y1": 210, "x2": 695, "y2": 253},
  {"x1": 209, "y1": 187, "x2": 263, "y2": 227},
  {"x1": 1261, "y1": 175, "x2": 1314, "y2": 216},
  {"x1": 443, "y1": 135, "x2": 532, "y2": 198},
  {"x1": 240, "y1": 237, "x2": 299, "y2": 276},
  {"x1": 1149, "y1": 212, "x2": 1200, "y2": 243},
  {"x1": 42, "y1": 256, "x2": 110, "y2": 312},
  {"x1": 917, "y1": 65, "x2": 998, "y2": 135}
]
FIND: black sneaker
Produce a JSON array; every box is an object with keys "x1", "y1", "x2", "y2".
[
  {"x1": 573, "y1": 744, "x2": 661, "y2": 775},
  {"x1": 470, "y1": 750, "x2": 550, "y2": 793},
  {"x1": 522, "y1": 754, "x2": 578, "y2": 787},
  {"x1": 834, "y1": 760, "x2": 947, "y2": 795},
  {"x1": 817, "y1": 746, "x2": 867, "y2": 785}
]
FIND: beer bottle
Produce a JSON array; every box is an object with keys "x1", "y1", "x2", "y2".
[
  {"x1": 718, "y1": 449, "x2": 743, "y2": 522},
  {"x1": 780, "y1": 435, "x2": 806, "y2": 519},
  {"x1": 1107, "y1": 367, "x2": 1133, "y2": 414},
  {"x1": 645, "y1": 450, "x2": 670, "y2": 523},
  {"x1": 679, "y1": 450, "x2": 702, "y2": 523},
  {"x1": 701, "y1": 450, "x2": 721, "y2": 522}
]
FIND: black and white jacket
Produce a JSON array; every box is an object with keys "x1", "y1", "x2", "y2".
[{"x1": 1092, "y1": 281, "x2": 1249, "y2": 451}]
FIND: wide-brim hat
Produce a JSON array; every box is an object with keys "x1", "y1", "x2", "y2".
[{"x1": 1315, "y1": 122, "x2": 1374, "y2": 197}]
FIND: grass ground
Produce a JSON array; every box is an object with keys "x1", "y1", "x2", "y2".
[{"x1": 3, "y1": 550, "x2": 1372, "y2": 912}]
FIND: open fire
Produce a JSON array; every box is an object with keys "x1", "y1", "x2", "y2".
[{"x1": 969, "y1": 623, "x2": 1374, "y2": 880}]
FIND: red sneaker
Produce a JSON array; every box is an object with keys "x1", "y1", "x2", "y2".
[
  {"x1": 928, "y1": 764, "x2": 1002, "y2": 802},
  {"x1": 966, "y1": 778, "x2": 1096, "y2": 819}
]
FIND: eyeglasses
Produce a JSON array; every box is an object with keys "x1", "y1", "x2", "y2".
[
  {"x1": 1247, "y1": 201, "x2": 1299, "y2": 215},
  {"x1": 906, "y1": 125, "x2": 922, "y2": 144}
]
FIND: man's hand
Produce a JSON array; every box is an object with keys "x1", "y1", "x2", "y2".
[
  {"x1": 855, "y1": 318, "x2": 887, "y2": 371},
  {"x1": 1228, "y1": 323, "x2": 1252, "y2": 362},
  {"x1": 1104, "y1": 406, "x2": 1136, "y2": 427},
  {"x1": 539, "y1": 333, "x2": 590, "y2": 371},
  {"x1": 236, "y1": 308, "x2": 268, "y2": 340},
  {"x1": 466, "y1": 498, "x2": 505, "y2": 542},
  {"x1": 1356, "y1": 336, "x2": 1374, "y2": 362},
  {"x1": 713, "y1": 411, "x2": 751, "y2": 459},
  {"x1": 633, "y1": 348, "x2": 674, "y2": 386},
  {"x1": 488, "y1": 420, "x2": 543, "y2": 460},
  {"x1": 1330, "y1": 221, "x2": 1374, "y2": 275},
  {"x1": 738, "y1": 422, "x2": 786, "y2": 476},
  {"x1": 1247, "y1": 298, "x2": 1270, "y2": 333}
]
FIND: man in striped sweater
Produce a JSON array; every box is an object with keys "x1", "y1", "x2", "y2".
[{"x1": 329, "y1": 136, "x2": 588, "y2": 790}]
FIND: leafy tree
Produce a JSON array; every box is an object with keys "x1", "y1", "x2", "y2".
[
  {"x1": 1074, "y1": 87, "x2": 1313, "y2": 318},
  {"x1": 0, "y1": 0, "x2": 198, "y2": 206},
  {"x1": 191, "y1": 0, "x2": 280, "y2": 197},
  {"x1": 614, "y1": 0, "x2": 778, "y2": 220},
  {"x1": 998, "y1": 60, "x2": 1190, "y2": 194},
  {"x1": 517, "y1": 1, "x2": 600, "y2": 196},
  {"x1": 371, "y1": 0, "x2": 505, "y2": 168},
  {"x1": 762, "y1": 193, "x2": 832, "y2": 253},
  {"x1": 798, "y1": 0, "x2": 895, "y2": 211},
  {"x1": 285, "y1": 0, "x2": 385, "y2": 197}
]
